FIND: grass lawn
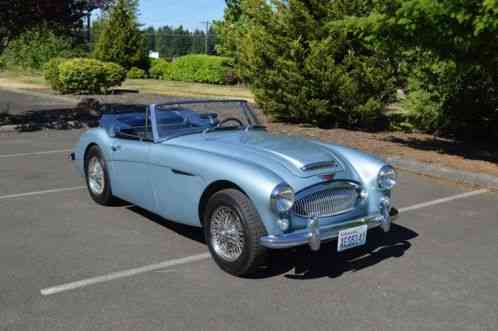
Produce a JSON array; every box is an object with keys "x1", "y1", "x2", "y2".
[
  {"x1": 0, "y1": 70, "x2": 254, "y2": 101},
  {"x1": 0, "y1": 70, "x2": 48, "y2": 90}
]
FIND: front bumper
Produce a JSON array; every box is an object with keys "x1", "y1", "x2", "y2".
[{"x1": 260, "y1": 207, "x2": 398, "y2": 251}]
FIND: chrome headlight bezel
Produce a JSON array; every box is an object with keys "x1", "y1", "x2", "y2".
[
  {"x1": 271, "y1": 183, "x2": 295, "y2": 213},
  {"x1": 378, "y1": 165, "x2": 397, "y2": 190}
]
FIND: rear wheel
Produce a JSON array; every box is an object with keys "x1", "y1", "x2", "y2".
[
  {"x1": 204, "y1": 189, "x2": 268, "y2": 276},
  {"x1": 85, "y1": 145, "x2": 116, "y2": 206}
]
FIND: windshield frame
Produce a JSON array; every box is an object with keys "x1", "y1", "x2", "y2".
[{"x1": 150, "y1": 99, "x2": 263, "y2": 143}]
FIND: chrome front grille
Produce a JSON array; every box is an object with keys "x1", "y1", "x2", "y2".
[{"x1": 293, "y1": 184, "x2": 359, "y2": 218}]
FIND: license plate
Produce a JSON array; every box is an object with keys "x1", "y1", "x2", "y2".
[{"x1": 337, "y1": 224, "x2": 368, "y2": 252}]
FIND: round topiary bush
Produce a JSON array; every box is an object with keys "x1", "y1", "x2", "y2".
[
  {"x1": 103, "y1": 62, "x2": 127, "y2": 87},
  {"x1": 127, "y1": 67, "x2": 146, "y2": 79},
  {"x1": 44, "y1": 57, "x2": 66, "y2": 92},
  {"x1": 54, "y1": 58, "x2": 126, "y2": 94}
]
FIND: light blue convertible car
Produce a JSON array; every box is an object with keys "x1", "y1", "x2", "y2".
[{"x1": 71, "y1": 100, "x2": 398, "y2": 276}]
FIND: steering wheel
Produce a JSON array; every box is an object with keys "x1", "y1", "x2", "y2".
[{"x1": 217, "y1": 117, "x2": 244, "y2": 128}]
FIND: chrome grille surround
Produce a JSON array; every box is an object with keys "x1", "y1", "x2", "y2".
[{"x1": 292, "y1": 181, "x2": 361, "y2": 218}]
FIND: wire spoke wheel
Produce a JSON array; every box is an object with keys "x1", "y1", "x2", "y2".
[
  {"x1": 210, "y1": 206, "x2": 245, "y2": 262},
  {"x1": 87, "y1": 156, "x2": 105, "y2": 195}
]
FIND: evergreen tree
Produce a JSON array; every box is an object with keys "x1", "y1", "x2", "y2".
[
  {"x1": 144, "y1": 26, "x2": 156, "y2": 52},
  {"x1": 191, "y1": 30, "x2": 206, "y2": 54},
  {"x1": 93, "y1": 0, "x2": 148, "y2": 70},
  {"x1": 0, "y1": 0, "x2": 114, "y2": 47},
  {"x1": 240, "y1": 0, "x2": 396, "y2": 127}
]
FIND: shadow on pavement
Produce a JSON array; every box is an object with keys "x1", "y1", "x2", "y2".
[
  {"x1": 126, "y1": 204, "x2": 417, "y2": 280},
  {"x1": 263, "y1": 223, "x2": 417, "y2": 280},
  {"x1": 127, "y1": 206, "x2": 206, "y2": 245}
]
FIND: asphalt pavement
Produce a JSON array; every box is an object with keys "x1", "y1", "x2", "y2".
[
  {"x1": 0, "y1": 115, "x2": 497, "y2": 330},
  {"x1": 0, "y1": 88, "x2": 76, "y2": 114}
]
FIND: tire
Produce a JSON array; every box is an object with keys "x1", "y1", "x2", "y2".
[
  {"x1": 204, "y1": 189, "x2": 268, "y2": 277},
  {"x1": 84, "y1": 145, "x2": 116, "y2": 206}
]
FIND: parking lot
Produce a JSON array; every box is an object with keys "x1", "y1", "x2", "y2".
[{"x1": 1, "y1": 128, "x2": 497, "y2": 331}]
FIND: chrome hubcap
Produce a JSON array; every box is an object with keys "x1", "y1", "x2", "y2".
[
  {"x1": 88, "y1": 157, "x2": 105, "y2": 195},
  {"x1": 210, "y1": 206, "x2": 245, "y2": 262}
]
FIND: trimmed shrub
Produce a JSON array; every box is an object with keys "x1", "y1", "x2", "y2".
[
  {"x1": 44, "y1": 57, "x2": 66, "y2": 91},
  {"x1": 127, "y1": 67, "x2": 146, "y2": 79},
  {"x1": 170, "y1": 55, "x2": 232, "y2": 84},
  {"x1": 149, "y1": 59, "x2": 173, "y2": 79},
  {"x1": 0, "y1": 57, "x2": 5, "y2": 70},
  {"x1": 103, "y1": 62, "x2": 127, "y2": 87},
  {"x1": 2, "y1": 25, "x2": 82, "y2": 70},
  {"x1": 55, "y1": 58, "x2": 126, "y2": 94}
]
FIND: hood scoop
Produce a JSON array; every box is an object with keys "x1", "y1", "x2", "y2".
[{"x1": 301, "y1": 161, "x2": 339, "y2": 172}]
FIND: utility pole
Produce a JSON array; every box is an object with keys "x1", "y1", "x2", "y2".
[{"x1": 201, "y1": 21, "x2": 210, "y2": 54}]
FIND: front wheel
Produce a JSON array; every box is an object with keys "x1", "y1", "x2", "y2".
[{"x1": 204, "y1": 189, "x2": 268, "y2": 277}]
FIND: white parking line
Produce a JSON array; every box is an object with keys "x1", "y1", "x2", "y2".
[
  {"x1": 399, "y1": 189, "x2": 489, "y2": 213},
  {"x1": 0, "y1": 149, "x2": 72, "y2": 158},
  {"x1": 0, "y1": 186, "x2": 86, "y2": 201},
  {"x1": 41, "y1": 253, "x2": 210, "y2": 296},
  {"x1": 39, "y1": 188, "x2": 489, "y2": 296}
]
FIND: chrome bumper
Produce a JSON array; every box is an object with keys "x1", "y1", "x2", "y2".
[{"x1": 260, "y1": 207, "x2": 399, "y2": 251}]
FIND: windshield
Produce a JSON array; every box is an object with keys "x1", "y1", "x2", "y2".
[{"x1": 154, "y1": 100, "x2": 262, "y2": 140}]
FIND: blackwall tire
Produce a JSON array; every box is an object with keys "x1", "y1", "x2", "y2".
[
  {"x1": 84, "y1": 145, "x2": 116, "y2": 206},
  {"x1": 204, "y1": 189, "x2": 268, "y2": 277}
]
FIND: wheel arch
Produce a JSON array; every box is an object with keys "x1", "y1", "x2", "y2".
[
  {"x1": 198, "y1": 180, "x2": 247, "y2": 226},
  {"x1": 83, "y1": 142, "x2": 99, "y2": 169}
]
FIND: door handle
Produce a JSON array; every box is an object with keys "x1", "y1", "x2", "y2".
[{"x1": 111, "y1": 144, "x2": 121, "y2": 152}]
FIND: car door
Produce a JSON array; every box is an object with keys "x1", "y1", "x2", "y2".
[{"x1": 109, "y1": 112, "x2": 156, "y2": 212}]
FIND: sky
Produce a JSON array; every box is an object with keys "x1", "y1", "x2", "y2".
[{"x1": 137, "y1": 0, "x2": 226, "y2": 31}]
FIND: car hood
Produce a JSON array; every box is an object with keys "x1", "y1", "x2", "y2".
[{"x1": 167, "y1": 130, "x2": 347, "y2": 178}]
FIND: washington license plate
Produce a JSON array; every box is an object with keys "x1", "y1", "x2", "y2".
[{"x1": 337, "y1": 224, "x2": 368, "y2": 252}]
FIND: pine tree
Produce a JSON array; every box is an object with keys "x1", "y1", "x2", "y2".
[
  {"x1": 93, "y1": 0, "x2": 148, "y2": 70},
  {"x1": 240, "y1": 0, "x2": 396, "y2": 128}
]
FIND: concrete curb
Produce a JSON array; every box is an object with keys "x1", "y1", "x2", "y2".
[
  {"x1": 0, "y1": 125, "x2": 17, "y2": 132},
  {"x1": 388, "y1": 156, "x2": 498, "y2": 191}
]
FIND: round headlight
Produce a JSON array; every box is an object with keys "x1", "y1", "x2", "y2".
[
  {"x1": 271, "y1": 184, "x2": 295, "y2": 213},
  {"x1": 378, "y1": 165, "x2": 397, "y2": 190}
]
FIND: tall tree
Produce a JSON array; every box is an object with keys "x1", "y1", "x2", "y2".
[
  {"x1": 144, "y1": 26, "x2": 157, "y2": 52},
  {"x1": 335, "y1": 0, "x2": 498, "y2": 139},
  {"x1": 93, "y1": 0, "x2": 148, "y2": 70},
  {"x1": 0, "y1": 0, "x2": 113, "y2": 47},
  {"x1": 240, "y1": 0, "x2": 396, "y2": 127}
]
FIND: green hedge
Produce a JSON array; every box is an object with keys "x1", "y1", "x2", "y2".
[
  {"x1": 45, "y1": 58, "x2": 126, "y2": 94},
  {"x1": 44, "y1": 58, "x2": 66, "y2": 91},
  {"x1": 170, "y1": 55, "x2": 232, "y2": 84},
  {"x1": 149, "y1": 59, "x2": 173, "y2": 79},
  {"x1": 127, "y1": 67, "x2": 147, "y2": 79},
  {"x1": 150, "y1": 55, "x2": 237, "y2": 84}
]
